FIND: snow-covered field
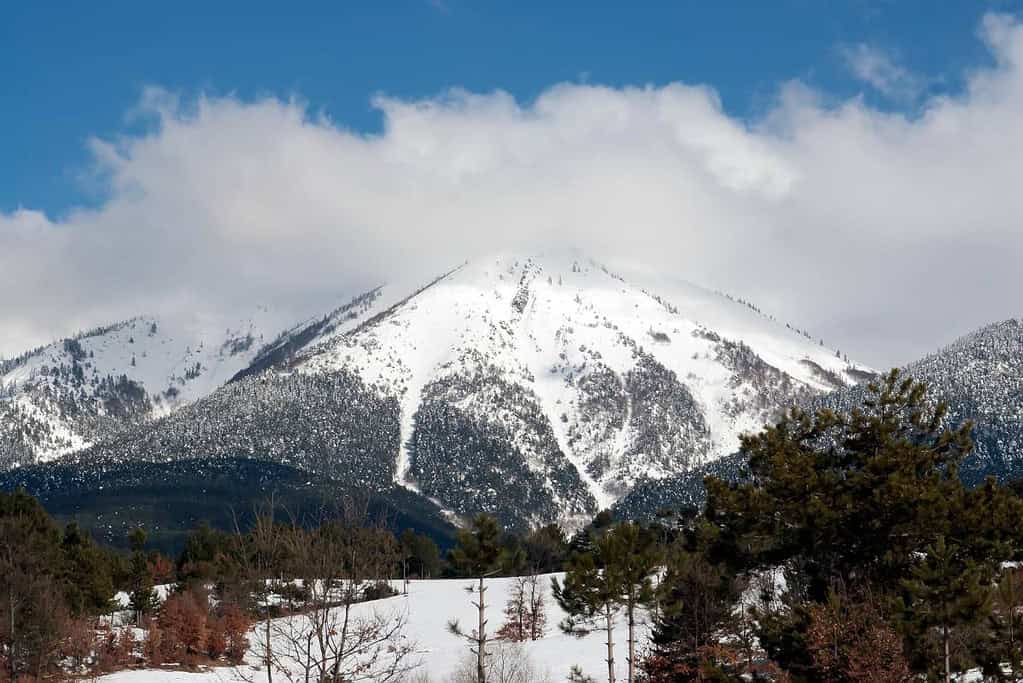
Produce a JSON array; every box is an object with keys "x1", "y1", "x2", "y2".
[{"x1": 98, "y1": 574, "x2": 647, "y2": 682}]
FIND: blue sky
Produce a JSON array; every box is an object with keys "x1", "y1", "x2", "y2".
[{"x1": 2, "y1": 0, "x2": 1014, "y2": 217}]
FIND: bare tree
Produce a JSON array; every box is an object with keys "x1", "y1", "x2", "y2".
[
  {"x1": 497, "y1": 577, "x2": 529, "y2": 642},
  {"x1": 270, "y1": 496, "x2": 418, "y2": 683},
  {"x1": 232, "y1": 495, "x2": 289, "y2": 683},
  {"x1": 525, "y1": 574, "x2": 547, "y2": 641},
  {"x1": 497, "y1": 573, "x2": 546, "y2": 642},
  {"x1": 451, "y1": 641, "x2": 553, "y2": 683}
]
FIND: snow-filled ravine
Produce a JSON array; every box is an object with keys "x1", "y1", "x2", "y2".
[{"x1": 97, "y1": 573, "x2": 649, "y2": 682}]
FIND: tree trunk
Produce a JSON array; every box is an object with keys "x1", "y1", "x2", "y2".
[
  {"x1": 605, "y1": 603, "x2": 616, "y2": 683},
  {"x1": 478, "y1": 575, "x2": 487, "y2": 683},
  {"x1": 1010, "y1": 602, "x2": 1017, "y2": 683},
  {"x1": 943, "y1": 622, "x2": 950, "y2": 683},
  {"x1": 265, "y1": 603, "x2": 273, "y2": 683},
  {"x1": 8, "y1": 584, "x2": 16, "y2": 682},
  {"x1": 330, "y1": 594, "x2": 353, "y2": 682},
  {"x1": 627, "y1": 602, "x2": 635, "y2": 683}
]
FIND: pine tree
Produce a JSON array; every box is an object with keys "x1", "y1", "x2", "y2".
[
  {"x1": 523, "y1": 523, "x2": 567, "y2": 573},
  {"x1": 448, "y1": 513, "x2": 504, "y2": 683},
  {"x1": 703, "y1": 369, "x2": 1021, "y2": 674},
  {"x1": 648, "y1": 547, "x2": 742, "y2": 678},
  {"x1": 568, "y1": 529, "x2": 596, "y2": 559},
  {"x1": 0, "y1": 489, "x2": 70, "y2": 680},
  {"x1": 176, "y1": 522, "x2": 230, "y2": 586},
  {"x1": 552, "y1": 533, "x2": 623, "y2": 683},
  {"x1": 991, "y1": 567, "x2": 1023, "y2": 681},
  {"x1": 602, "y1": 523, "x2": 660, "y2": 683},
  {"x1": 901, "y1": 535, "x2": 992, "y2": 683},
  {"x1": 60, "y1": 522, "x2": 115, "y2": 617},
  {"x1": 399, "y1": 528, "x2": 442, "y2": 580},
  {"x1": 567, "y1": 664, "x2": 597, "y2": 682},
  {"x1": 127, "y1": 528, "x2": 159, "y2": 626}
]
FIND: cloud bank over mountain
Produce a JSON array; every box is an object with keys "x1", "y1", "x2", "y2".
[{"x1": 3, "y1": 13, "x2": 1023, "y2": 367}]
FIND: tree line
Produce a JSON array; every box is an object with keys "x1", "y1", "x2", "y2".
[
  {"x1": 6, "y1": 369, "x2": 1023, "y2": 681},
  {"x1": 0, "y1": 477, "x2": 572, "y2": 682}
]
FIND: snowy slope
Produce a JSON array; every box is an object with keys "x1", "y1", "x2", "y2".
[
  {"x1": 620, "y1": 318, "x2": 1023, "y2": 521},
  {"x1": 0, "y1": 310, "x2": 277, "y2": 468},
  {"x1": 812, "y1": 317, "x2": 1023, "y2": 484},
  {"x1": 280, "y1": 252, "x2": 871, "y2": 524},
  {"x1": 96, "y1": 574, "x2": 649, "y2": 682},
  {"x1": 4, "y1": 252, "x2": 872, "y2": 527}
]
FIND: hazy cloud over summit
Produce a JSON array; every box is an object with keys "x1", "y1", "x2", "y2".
[{"x1": 3, "y1": 13, "x2": 1023, "y2": 368}]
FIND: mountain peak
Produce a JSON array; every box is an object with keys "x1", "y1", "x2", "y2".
[{"x1": 2, "y1": 258, "x2": 876, "y2": 527}]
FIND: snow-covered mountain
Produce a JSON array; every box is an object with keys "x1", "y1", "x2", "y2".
[
  {"x1": 615, "y1": 317, "x2": 1023, "y2": 521},
  {"x1": 0, "y1": 310, "x2": 276, "y2": 468},
  {"x1": 287, "y1": 253, "x2": 869, "y2": 523},
  {"x1": 810, "y1": 317, "x2": 1023, "y2": 484},
  {"x1": 1, "y1": 253, "x2": 874, "y2": 527}
]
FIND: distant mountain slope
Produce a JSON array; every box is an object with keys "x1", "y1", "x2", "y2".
[
  {"x1": 0, "y1": 311, "x2": 277, "y2": 468},
  {"x1": 2, "y1": 252, "x2": 873, "y2": 529},
  {"x1": 611, "y1": 451, "x2": 748, "y2": 521},
  {"x1": 811, "y1": 318, "x2": 1023, "y2": 485},
  {"x1": 65, "y1": 368, "x2": 401, "y2": 489},
  {"x1": 616, "y1": 319, "x2": 1023, "y2": 520}
]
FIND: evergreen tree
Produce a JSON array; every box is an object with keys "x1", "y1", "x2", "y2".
[
  {"x1": 448, "y1": 513, "x2": 504, "y2": 683},
  {"x1": 567, "y1": 664, "x2": 597, "y2": 682},
  {"x1": 399, "y1": 528, "x2": 442, "y2": 579},
  {"x1": 901, "y1": 535, "x2": 992, "y2": 683},
  {"x1": 127, "y1": 528, "x2": 159, "y2": 625},
  {"x1": 707, "y1": 370, "x2": 975, "y2": 597},
  {"x1": 703, "y1": 369, "x2": 1021, "y2": 674},
  {"x1": 568, "y1": 528, "x2": 596, "y2": 560},
  {"x1": 0, "y1": 489, "x2": 69, "y2": 680},
  {"x1": 523, "y1": 523, "x2": 568, "y2": 573},
  {"x1": 60, "y1": 522, "x2": 114, "y2": 616},
  {"x1": 497, "y1": 532, "x2": 528, "y2": 576},
  {"x1": 552, "y1": 533, "x2": 623, "y2": 683},
  {"x1": 647, "y1": 547, "x2": 743, "y2": 679},
  {"x1": 176, "y1": 522, "x2": 231, "y2": 586},
  {"x1": 990, "y1": 567, "x2": 1023, "y2": 681},
  {"x1": 603, "y1": 523, "x2": 660, "y2": 683}
]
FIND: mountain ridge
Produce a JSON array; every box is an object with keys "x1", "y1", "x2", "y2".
[
  {"x1": 0, "y1": 310, "x2": 282, "y2": 468},
  {"x1": 1, "y1": 252, "x2": 875, "y2": 528},
  {"x1": 613, "y1": 317, "x2": 1023, "y2": 519},
  {"x1": 1, "y1": 253, "x2": 879, "y2": 527}
]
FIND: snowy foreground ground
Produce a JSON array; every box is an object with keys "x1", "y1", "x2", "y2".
[{"x1": 99, "y1": 574, "x2": 648, "y2": 682}]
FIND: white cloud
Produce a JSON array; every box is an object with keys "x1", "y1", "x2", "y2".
[
  {"x1": 839, "y1": 43, "x2": 925, "y2": 102},
  {"x1": 3, "y1": 13, "x2": 1023, "y2": 368}
]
